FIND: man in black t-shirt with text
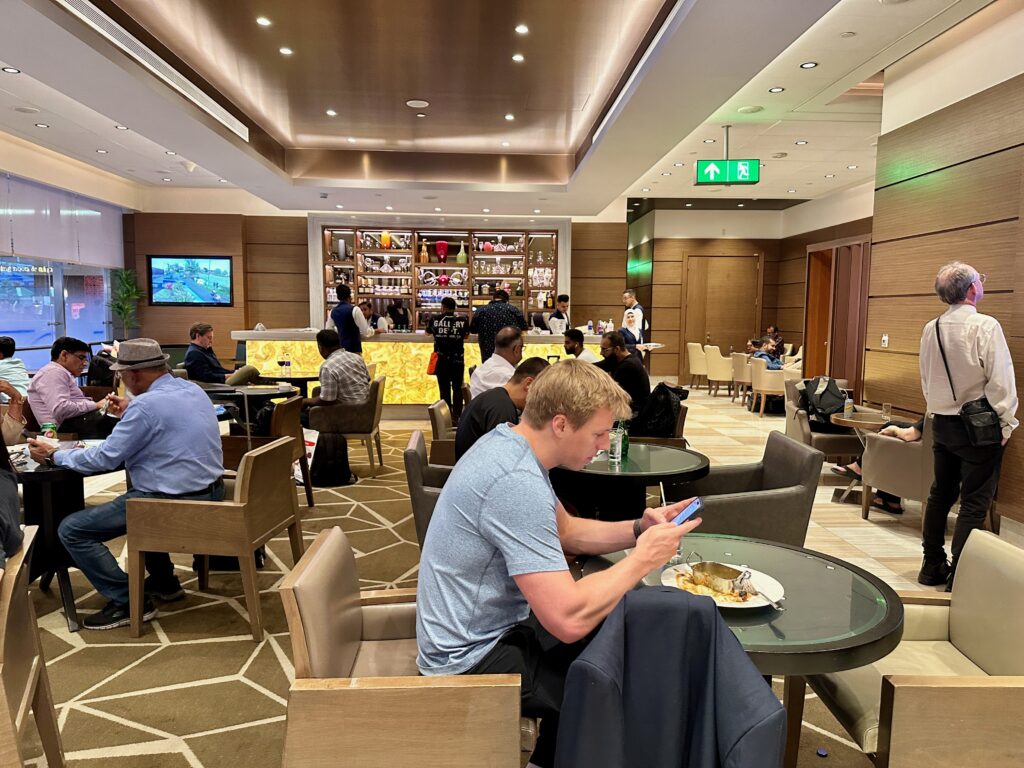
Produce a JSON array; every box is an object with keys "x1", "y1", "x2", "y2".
[
  {"x1": 598, "y1": 331, "x2": 651, "y2": 421},
  {"x1": 427, "y1": 297, "x2": 470, "y2": 419}
]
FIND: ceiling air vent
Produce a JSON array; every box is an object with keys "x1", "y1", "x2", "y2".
[{"x1": 54, "y1": 0, "x2": 249, "y2": 142}]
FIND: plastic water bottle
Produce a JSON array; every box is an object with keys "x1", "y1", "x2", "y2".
[
  {"x1": 283, "y1": 353, "x2": 292, "y2": 378},
  {"x1": 843, "y1": 397, "x2": 854, "y2": 418},
  {"x1": 586, "y1": 320, "x2": 594, "y2": 334},
  {"x1": 608, "y1": 424, "x2": 623, "y2": 465}
]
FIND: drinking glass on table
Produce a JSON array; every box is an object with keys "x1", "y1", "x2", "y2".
[
  {"x1": 882, "y1": 403, "x2": 892, "y2": 422},
  {"x1": 277, "y1": 355, "x2": 288, "y2": 375}
]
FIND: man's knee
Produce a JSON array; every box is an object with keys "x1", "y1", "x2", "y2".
[{"x1": 57, "y1": 512, "x2": 82, "y2": 546}]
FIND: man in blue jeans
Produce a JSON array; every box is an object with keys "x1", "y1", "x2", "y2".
[{"x1": 29, "y1": 338, "x2": 223, "y2": 630}]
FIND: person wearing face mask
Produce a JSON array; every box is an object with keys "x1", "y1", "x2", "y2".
[
  {"x1": 27, "y1": 336, "x2": 115, "y2": 438},
  {"x1": 28, "y1": 339, "x2": 224, "y2": 630}
]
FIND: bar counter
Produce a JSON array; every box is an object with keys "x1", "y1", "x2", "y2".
[{"x1": 231, "y1": 329, "x2": 602, "y2": 406}]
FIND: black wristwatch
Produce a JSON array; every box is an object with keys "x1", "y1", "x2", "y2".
[
  {"x1": 632, "y1": 518, "x2": 643, "y2": 540},
  {"x1": 44, "y1": 453, "x2": 57, "y2": 468}
]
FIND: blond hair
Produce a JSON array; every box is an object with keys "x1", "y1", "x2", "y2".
[{"x1": 521, "y1": 359, "x2": 632, "y2": 429}]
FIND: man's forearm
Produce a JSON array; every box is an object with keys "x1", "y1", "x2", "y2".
[
  {"x1": 53, "y1": 396, "x2": 97, "y2": 424},
  {"x1": 561, "y1": 514, "x2": 636, "y2": 556},
  {"x1": 560, "y1": 553, "x2": 656, "y2": 640}
]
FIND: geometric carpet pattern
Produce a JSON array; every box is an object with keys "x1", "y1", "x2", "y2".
[{"x1": 19, "y1": 395, "x2": 912, "y2": 766}]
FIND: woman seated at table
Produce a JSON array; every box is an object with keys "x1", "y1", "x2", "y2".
[
  {"x1": 0, "y1": 380, "x2": 26, "y2": 445},
  {"x1": 831, "y1": 419, "x2": 925, "y2": 514}
]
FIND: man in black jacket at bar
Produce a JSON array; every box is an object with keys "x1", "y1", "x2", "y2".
[{"x1": 183, "y1": 323, "x2": 260, "y2": 385}]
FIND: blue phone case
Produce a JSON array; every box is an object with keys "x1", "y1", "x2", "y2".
[{"x1": 672, "y1": 498, "x2": 703, "y2": 525}]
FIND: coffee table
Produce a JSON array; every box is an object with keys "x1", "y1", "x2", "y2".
[{"x1": 830, "y1": 408, "x2": 887, "y2": 504}]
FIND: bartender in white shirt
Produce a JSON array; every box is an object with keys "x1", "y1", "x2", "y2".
[
  {"x1": 469, "y1": 326, "x2": 524, "y2": 398},
  {"x1": 621, "y1": 289, "x2": 647, "y2": 344},
  {"x1": 917, "y1": 261, "x2": 1017, "y2": 591}
]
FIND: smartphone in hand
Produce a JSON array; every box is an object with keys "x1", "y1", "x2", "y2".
[{"x1": 671, "y1": 497, "x2": 704, "y2": 526}]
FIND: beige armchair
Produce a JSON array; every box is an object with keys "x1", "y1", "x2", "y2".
[
  {"x1": 279, "y1": 527, "x2": 530, "y2": 768},
  {"x1": 749, "y1": 357, "x2": 799, "y2": 417},
  {"x1": 804, "y1": 531, "x2": 1024, "y2": 767},
  {"x1": 310, "y1": 375, "x2": 387, "y2": 476},
  {"x1": 428, "y1": 399, "x2": 456, "y2": 441},
  {"x1": 731, "y1": 352, "x2": 752, "y2": 405},
  {"x1": 784, "y1": 379, "x2": 863, "y2": 461},
  {"x1": 0, "y1": 527, "x2": 66, "y2": 767},
  {"x1": 403, "y1": 431, "x2": 452, "y2": 547},
  {"x1": 703, "y1": 345, "x2": 733, "y2": 397},
  {"x1": 127, "y1": 437, "x2": 304, "y2": 641},
  {"x1": 860, "y1": 416, "x2": 933, "y2": 520},
  {"x1": 686, "y1": 342, "x2": 707, "y2": 389}
]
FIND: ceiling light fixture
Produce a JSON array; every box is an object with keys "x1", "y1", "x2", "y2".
[
  {"x1": 416, "y1": 112, "x2": 426, "y2": 118},
  {"x1": 434, "y1": 207, "x2": 442, "y2": 212},
  {"x1": 533, "y1": 209, "x2": 541, "y2": 214},
  {"x1": 162, "y1": 177, "x2": 171, "y2": 182},
  {"x1": 501, "y1": 141, "x2": 510, "y2": 147},
  {"x1": 840, "y1": 31, "x2": 857, "y2": 38},
  {"x1": 673, "y1": 162, "x2": 683, "y2": 167},
  {"x1": 504, "y1": 113, "x2": 515, "y2": 121},
  {"x1": 515, "y1": 23, "x2": 529, "y2": 34},
  {"x1": 482, "y1": 208, "x2": 490, "y2": 213},
  {"x1": 825, "y1": 173, "x2": 835, "y2": 178},
  {"x1": 800, "y1": 61, "x2": 818, "y2": 69},
  {"x1": 661, "y1": 172, "x2": 671, "y2": 176},
  {"x1": 335, "y1": 204, "x2": 344, "y2": 209},
  {"x1": 685, "y1": 203, "x2": 693, "y2": 207},
  {"x1": 34, "y1": 123, "x2": 48, "y2": 128},
  {"x1": 347, "y1": 137, "x2": 356, "y2": 143},
  {"x1": 406, "y1": 99, "x2": 430, "y2": 109},
  {"x1": 165, "y1": 150, "x2": 176, "y2": 155},
  {"x1": 279, "y1": 47, "x2": 293, "y2": 56},
  {"x1": 1, "y1": 67, "x2": 20, "y2": 74},
  {"x1": 788, "y1": 189, "x2": 797, "y2": 193},
  {"x1": 219, "y1": 179, "x2": 228, "y2": 183},
  {"x1": 737, "y1": 203, "x2": 744, "y2": 207},
  {"x1": 847, "y1": 164, "x2": 858, "y2": 170},
  {"x1": 703, "y1": 138, "x2": 715, "y2": 144},
  {"x1": 256, "y1": 16, "x2": 271, "y2": 26},
  {"x1": 794, "y1": 140, "x2": 808, "y2": 145},
  {"x1": 768, "y1": 86, "x2": 785, "y2": 93},
  {"x1": 512, "y1": 53, "x2": 524, "y2": 63},
  {"x1": 325, "y1": 109, "x2": 337, "y2": 116},
  {"x1": 529, "y1": 219, "x2": 535, "y2": 223},
  {"x1": 737, "y1": 105, "x2": 763, "y2": 114},
  {"x1": 115, "y1": 124, "x2": 128, "y2": 130},
  {"x1": 641, "y1": 187, "x2": 650, "y2": 192},
  {"x1": 96, "y1": 149, "x2": 108, "y2": 154},
  {"x1": 385, "y1": 205, "x2": 393, "y2": 211}
]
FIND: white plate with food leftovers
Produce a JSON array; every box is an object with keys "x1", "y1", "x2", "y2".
[{"x1": 661, "y1": 561, "x2": 785, "y2": 609}]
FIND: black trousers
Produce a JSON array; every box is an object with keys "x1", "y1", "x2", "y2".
[
  {"x1": 466, "y1": 617, "x2": 589, "y2": 768},
  {"x1": 922, "y1": 415, "x2": 1004, "y2": 568},
  {"x1": 435, "y1": 357, "x2": 464, "y2": 419},
  {"x1": 59, "y1": 410, "x2": 116, "y2": 439}
]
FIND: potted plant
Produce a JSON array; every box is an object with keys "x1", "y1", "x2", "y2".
[{"x1": 107, "y1": 268, "x2": 146, "y2": 340}]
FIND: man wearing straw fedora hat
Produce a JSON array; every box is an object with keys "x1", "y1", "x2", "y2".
[{"x1": 29, "y1": 339, "x2": 224, "y2": 630}]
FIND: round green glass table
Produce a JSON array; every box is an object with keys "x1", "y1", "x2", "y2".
[{"x1": 551, "y1": 444, "x2": 710, "y2": 520}]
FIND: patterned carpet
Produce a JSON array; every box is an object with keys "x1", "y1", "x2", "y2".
[{"x1": 20, "y1": 409, "x2": 875, "y2": 767}]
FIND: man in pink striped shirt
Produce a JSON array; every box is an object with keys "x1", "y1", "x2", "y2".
[{"x1": 27, "y1": 337, "x2": 115, "y2": 438}]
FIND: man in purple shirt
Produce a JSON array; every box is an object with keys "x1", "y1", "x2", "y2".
[{"x1": 27, "y1": 337, "x2": 115, "y2": 438}]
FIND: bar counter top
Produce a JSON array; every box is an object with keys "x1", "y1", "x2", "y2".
[{"x1": 232, "y1": 328, "x2": 603, "y2": 406}]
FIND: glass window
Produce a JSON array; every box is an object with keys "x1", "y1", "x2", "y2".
[
  {"x1": 0, "y1": 255, "x2": 59, "y2": 371},
  {"x1": 63, "y1": 264, "x2": 111, "y2": 347}
]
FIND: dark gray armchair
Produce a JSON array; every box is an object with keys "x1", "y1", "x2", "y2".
[
  {"x1": 403, "y1": 431, "x2": 453, "y2": 547},
  {"x1": 666, "y1": 431, "x2": 824, "y2": 546},
  {"x1": 784, "y1": 378, "x2": 862, "y2": 462}
]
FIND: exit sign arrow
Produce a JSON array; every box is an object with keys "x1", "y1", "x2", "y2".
[{"x1": 695, "y1": 159, "x2": 760, "y2": 185}]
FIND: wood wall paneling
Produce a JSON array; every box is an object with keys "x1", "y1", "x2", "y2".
[
  {"x1": 570, "y1": 223, "x2": 627, "y2": 330},
  {"x1": 648, "y1": 308, "x2": 680, "y2": 331},
  {"x1": 775, "y1": 283, "x2": 805, "y2": 308},
  {"x1": 873, "y1": 147, "x2": 1023, "y2": 243},
  {"x1": 649, "y1": 354, "x2": 680, "y2": 377},
  {"x1": 653, "y1": 261, "x2": 683, "y2": 285},
  {"x1": 570, "y1": 250, "x2": 625, "y2": 279},
  {"x1": 651, "y1": 283, "x2": 682, "y2": 308},
  {"x1": 247, "y1": 273, "x2": 310, "y2": 303},
  {"x1": 861, "y1": 351, "x2": 925, "y2": 413},
  {"x1": 778, "y1": 258, "x2": 808, "y2": 285},
  {"x1": 571, "y1": 223, "x2": 626, "y2": 251},
  {"x1": 247, "y1": 301, "x2": 310, "y2": 329},
  {"x1": 246, "y1": 243, "x2": 309, "y2": 273},
  {"x1": 572, "y1": 278, "x2": 627, "y2": 307},
  {"x1": 245, "y1": 216, "x2": 308, "y2": 245},
  {"x1": 865, "y1": 294, "x2": 1014, "y2": 354}
]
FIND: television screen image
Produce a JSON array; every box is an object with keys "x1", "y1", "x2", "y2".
[{"x1": 148, "y1": 256, "x2": 233, "y2": 306}]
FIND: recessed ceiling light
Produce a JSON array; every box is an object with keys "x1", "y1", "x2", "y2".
[
  {"x1": 325, "y1": 109, "x2": 337, "y2": 117},
  {"x1": 96, "y1": 149, "x2": 108, "y2": 154},
  {"x1": 685, "y1": 203, "x2": 693, "y2": 207},
  {"x1": 34, "y1": 123, "x2": 48, "y2": 128},
  {"x1": 219, "y1": 179, "x2": 228, "y2": 183},
  {"x1": 661, "y1": 172, "x2": 671, "y2": 176},
  {"x1": 847, "y1": 164, "x2": 858, "y2": 170},
  {"x1": 504, "y1": 113, "x2": 515, "y2": 121},
  {"x1": 794, "y1": 140, "x2": 808, "y2": 145},
  {"x1": 434, "y1": 207, "x2": 442, "y2": 212},
  {"x1": 162, "y1": 178, "x2": 172, "y2": 182},
  {"x1": 840, "y1": 31, "x2": 857, "y2": 38},
  {"x1": 501, "y1": 141, "x2": 511, "y2": 147},
  {"x1": 768, "y1": 87, "x2": 785, "y2": 93},
  {"x1": 335, "y1": 204, "x2": 344, "y2": 209},
  {"x1": 482, "y1": 208, "x2": 491, "y2": 213},
  {"x1": 673, "y1": 162, "x2": 683, "y2": 167},
  {"x1": 385, "y1": 205, "x2": 393, "y2": 211},
  {"x1": 825, "y1": 174, "x2": 835, "y2": 178},
  {"x1": 406, "y1": 99, "x2": 430, "y2": 109},
  {"x1": 2, "y1": 67, "x2": 20, "y2": 74},
  {"x1": 641, "y1": 187, "x2": 650, "y2": 192},
  {"x1": 115, "y1": 124, "x2": 128, "y2": 130},
  {"x1": 416, "y1": 112, "x2": 426, "y2": 118},
  {"x1": 279, "y1": 47, "x2": 293, "y2": 56},
  {"x1": 703, "y1": 138, "x2": 715, "y2": 144},
  {"x1": 533, "y1": 209, "x2": 541, "y2": 214},
  {"x1": 737, "y1": 203, "x2": 744, "y2": 208},
  {"x1": 165, "y1": 150, "x2": 176, "y2": 156},
  {"x1": 515, "y1": 23, "x2": 529, "y2": 34},
  {"x1": 256, "y1": 16, "x2": 271, "y2": 26},
  {"x1": 512, "y1": 53, "x2": 525, "y2": 63},
  {"x1": 737, "y1": 105, "x2": 763, "y2": 114},
  {"x1": 760, "y1": 162, "x2": 766, "y2": 167},
  {"x1": 800, "y1": 61, "x2": 818, "y2": 69},
  {"x1": 347, "y1": 137, "x2": 356, "y2": 143},
  {"x1": 529, "y1": 219, "x2": 535, "y2": 223}
]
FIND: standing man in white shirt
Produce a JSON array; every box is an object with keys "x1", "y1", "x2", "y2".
[
  {"x1": 918, "y1": 262, "x2": 1017, "y2": 591},
  {"x1": 469, "y1": 326, "x2": 523, "y2": 398},
  {"x1": 621, "y1": 289, "x2": 646, "y2": 344}
]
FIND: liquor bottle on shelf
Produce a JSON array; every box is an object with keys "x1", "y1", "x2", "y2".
[
  {"x1": 546, "y1": 293, "x2": 555, "y2": 309},
  {"x1": 515, "y1": 281, "x2": 523, "y2": 297}
]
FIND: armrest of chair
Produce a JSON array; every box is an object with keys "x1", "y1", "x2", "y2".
[
  {"x1": 673, "y1": 462, "x2": 764, "y2": 496},
  {"x1": 309, "y1": 403, "x2": 370, "y2": 433},
  {"x1": 898, "y1": 591, "x2": 950, "y2": 641},
  {"x1": 360, "y1": 588, "x2": 417, "y2": 606},
  {"x1": 428, "y1": 439, "x2": 456, "y2": 467},
  {"x1": 126, "y1": 498, "x2": 243, "y2": 543},
  {"x1": 362, "y1": 602, "x2": 417, "y2": 640},
  {"x1": 283, "y1": 676, "x2": 521, "y2": 768},
  {"x1": 422, "y1": 463, "x2": 453, "y2": 487},
  {"x1": 785, "y1": 404, "x2": 814, "y2": 445},
  {"x1": 692, "y1": 486, "x2": 812, "y2": 547},
  {"x1": 877, "y1": 676, "x2": 1024, "y2": 767}
]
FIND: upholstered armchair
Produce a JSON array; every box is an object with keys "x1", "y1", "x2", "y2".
[
  {"x1": 686, "y1": 342, "x2": 707, "y2": 389},
  {"x1": 703, "y1": 345, "x2": 733, "y2": 397},
  {"x1": 403, "y1": 431, "x2": 453, "y2": 547},
  {"x1": 731, "y1": 352, "x2": 752, "y2": 405},
  {"x1": 309, "y1": 376, "x2": 386, "y2": 476},
  {"x1": 428, "y1": 399, "x2": 456, "y2": 440},
  {"x1": 749, "y1": 356, "x2": 799, "y2": 417},
  {"x1": 860, "y1": 415, "x2": 933, "y2": 520},
  {"x1": 784, "y1": 379, "x2": 863, "y2": 461}
]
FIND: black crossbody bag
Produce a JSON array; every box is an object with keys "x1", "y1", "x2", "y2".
[{"x1": 934, "y1": 316, "x2": 1003, "y2": 446}]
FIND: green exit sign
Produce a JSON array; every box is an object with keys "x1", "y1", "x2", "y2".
[{"x1": 695, "y1": 159, "x2": 760, "y2": 185}]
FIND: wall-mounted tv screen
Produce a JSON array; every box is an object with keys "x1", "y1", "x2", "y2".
[{"x1": 148, "y1": 256, "x2": 233, "y2": 306}]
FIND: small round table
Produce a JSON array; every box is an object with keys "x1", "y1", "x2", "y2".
[
  {"x1": 830, "y1": 409, "x2": 888, "y2": 503},
  {"x1": 552, "y1": 445, "x2": 710, "y2": 520}
]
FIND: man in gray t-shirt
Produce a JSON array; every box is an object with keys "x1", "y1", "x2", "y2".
[{"x1": 416, "y1": 360, "x2": 702, "y2": 768}]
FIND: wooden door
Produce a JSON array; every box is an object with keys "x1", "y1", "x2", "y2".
[
  {"x1": 685, "y1": 256, "x2": 759, "y2": 357},
  {"x1": 804, "y1": 249, "x2": 834, "y2": 377},
  {"x1": 828, "y1": 241, "x2": 870, "y2": 395}
]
